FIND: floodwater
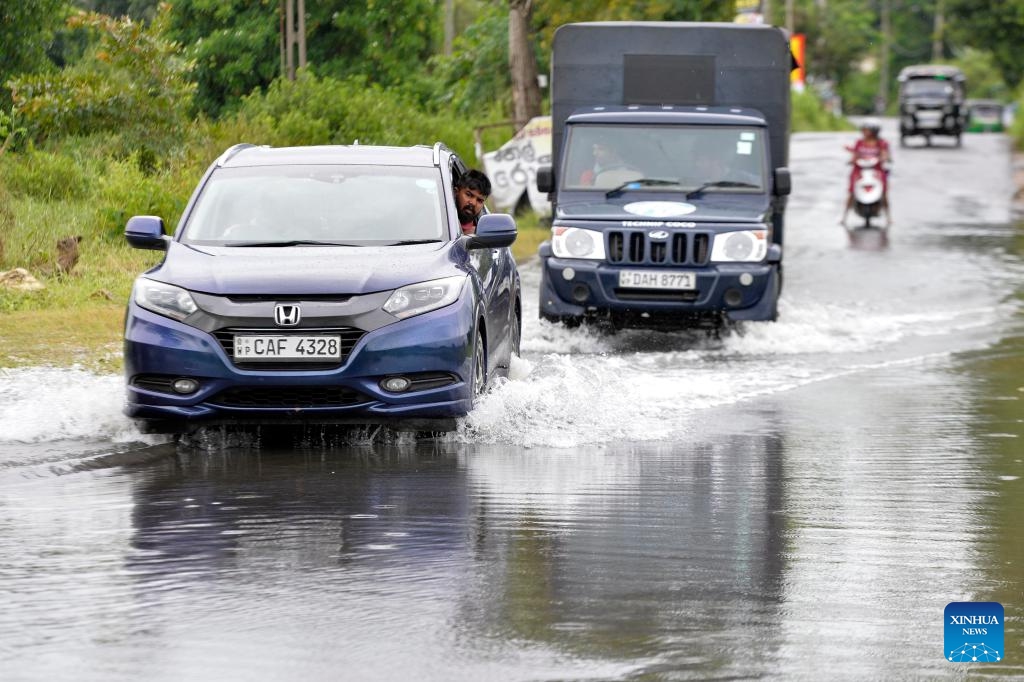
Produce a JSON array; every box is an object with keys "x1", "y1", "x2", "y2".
[{"x1": 1, "y1": 123, "x2": 1023, "y2": 680}]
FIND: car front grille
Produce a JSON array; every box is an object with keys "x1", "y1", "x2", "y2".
[
  {"x1": 607, "y1": 231, "x2": 710, "y2": 265},
  {"x1": 208, "y1": 386, "x2": 370, "y2": 408},
  {"x1": 213, "y1": 327, "x2": 365, "y2": 370}
]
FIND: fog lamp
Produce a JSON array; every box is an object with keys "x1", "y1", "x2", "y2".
[
  {"x1": 562, "y1": 267, "x2": 576, "y2": 281},
  {"x1": 381, "y1": 376, "x2": 412, "y2": 393},
  {"x1": 724, "y1": 289, "x2": 743, "y2": 307},
  {"x1": 739, "y1": 273, "x2": 754, "y2": 286},
  {"x1": 172, "y1": 378, "x2": 199, "y2": 395}
]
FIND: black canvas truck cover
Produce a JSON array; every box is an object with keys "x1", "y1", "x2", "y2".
[{"x1": 549, "y1": 21, "x2": 792, "y2": 175}]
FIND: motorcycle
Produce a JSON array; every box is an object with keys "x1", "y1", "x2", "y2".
[{"x1": 848, "y1": 156, "x2": 889, "y2": 230}]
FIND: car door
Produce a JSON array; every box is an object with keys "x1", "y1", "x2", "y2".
[{"x1": 453, "y1": 157, "x2": 513, "y2": 372}]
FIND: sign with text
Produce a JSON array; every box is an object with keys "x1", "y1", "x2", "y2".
[{"x1": 482, "y1": 116, "x2": 552, "y2": 216}]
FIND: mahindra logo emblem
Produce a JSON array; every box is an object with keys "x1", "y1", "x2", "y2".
[
  {"x1": 274, "y1": 304, "x2": 301, "y2": 327},
  {"x1": 648, "y1": 230, "x2": 670, "y2": 240}
]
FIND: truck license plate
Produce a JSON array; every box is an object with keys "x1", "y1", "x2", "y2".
[
  {"x1": 234, "y1": 335, "x2": 341, "y2": 360},
  {"x1": 618, "y1": 270, "x2": 696, "y2": 290}
]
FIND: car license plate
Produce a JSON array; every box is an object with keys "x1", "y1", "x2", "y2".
[
  {"x1": 234, "y1": 335, "x2": 342, "y2": 360},
  {"x1": 618, "y1": 270, "x2": 696, "y2": 290}
]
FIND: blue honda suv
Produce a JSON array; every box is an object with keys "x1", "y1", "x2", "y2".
[{"x1": 123, "y1": 142, "x2": 520, "y2": 433}]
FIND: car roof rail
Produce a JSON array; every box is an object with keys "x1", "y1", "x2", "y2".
[
  {"x1": 216, "y1": 143, "x2": 259, "y2": 167},
  {"x1": 432, "y1": 141, "x2": 452, "y2": 166}
]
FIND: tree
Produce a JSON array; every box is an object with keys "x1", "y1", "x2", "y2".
[
  {"x1": 8, "y1": 6, "x2": 195, "y2": 158},
  {"x1": 509, "y1": 0, "x2": 541, "y2": 128},
  {"x1": 947, "y1": 0, "x2": 1024, "y2": 88},
  {"x1": 1, "y1": 0, "x2": 66, "y2": 106}
]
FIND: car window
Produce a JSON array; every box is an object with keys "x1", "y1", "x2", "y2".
[{"x1": 182, "y1": 165, "x2": 446, "y2": 244}]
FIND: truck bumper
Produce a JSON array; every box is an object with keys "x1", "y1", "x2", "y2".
[{"x1": 539, "y1": 257, "x2": 780, "y2": 327}]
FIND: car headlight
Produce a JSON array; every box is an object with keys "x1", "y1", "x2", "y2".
[
  {"x1": 551, "y1": 227, "x2": 606, "y2": 260},
  {"x1": 383, "y1": 275, "x2": 466, "y2": 319},
  {"x1": 710, "y1": 230, "x2": 768, "y2": 262},
  {"x1": 133, "y1": 278, "x2": 198, "y2": 321}
]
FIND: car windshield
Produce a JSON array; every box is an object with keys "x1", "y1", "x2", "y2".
[
  {"x1": 182, "y1": 165, "x2": 447, "y2": 245},
  {"x1": 903, "y1": 79, "x2": 956, "y2": 98},
  {"x1": 561, "y1": 124, "x2": 766, "y2": 194}
]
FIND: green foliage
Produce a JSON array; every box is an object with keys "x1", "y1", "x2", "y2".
[
  {"x1": 169, "y1": 0, "x2": 441, "y2": 117},
  {"x1": 167, "y1": 0, "x2": 280, "y2": 117},
  {"x1": 791, "y1": 90, "x2": 853, "y2": 132},
  {"x1": 947, "y1": 0, "x2": 1024, "y2": 88},
  {"x1": 424, "y1": 5, "x2": 509, "y2": 116},
  {"x1": 838, "y1": 70, "x2": 883, "y2": 116},
  {"x1": 8, "y1": 6, "x2": 195, "y2": 159},
  {"x1": 0, "y1": 150, "x2": 92, "y2": 201},
  {"x1": 92, "y1": 154, "x2": 192, "y2": 240},
  {"x1": 0, "y1": 0, "x2": 66, "y2": 107},
  {"x1": 951, "y1": 48, "x2": 1011, "y2": 101},
  {"x1": 232, "y1": 70, "x2": 479, "y2": 161}
]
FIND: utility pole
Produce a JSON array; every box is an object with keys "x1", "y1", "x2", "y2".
[
  {"x1": 786, "y1": 0, "x2": 795, "y2": 34},
  {"x1": 762, "y1": 0, "x2": 772, "y2": 24},
  {"x1": 283, "y1": 0, "x2": 307, "y2": 81},
  {"x1": 932, "y1": 0, "x2": 945, "y2": 62},
  {"x1": 876, "y1": 0, "x2": 891, "y2": 114}
]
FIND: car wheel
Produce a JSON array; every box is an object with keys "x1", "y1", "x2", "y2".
[{"x1": 472, "y1": 329, "x2": 487, "y2": 399}]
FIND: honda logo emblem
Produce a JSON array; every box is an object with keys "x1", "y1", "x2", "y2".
[{"x1": 274, "y1": 304, "x2": 301, "y2": 327}]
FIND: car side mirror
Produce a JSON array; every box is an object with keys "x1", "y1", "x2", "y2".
[
  {"x1": 536, "y1": 165, "x2": 554, "y2": 193},
  {"x1": 466, "y1": 213, "x2": 517, "y2": 249},
  {"x1": 773, "y1": 167, "x2": 791, "y2": 197},
  {"x1": 125, "y1": 215, "x2": 169, "y2": 251}
]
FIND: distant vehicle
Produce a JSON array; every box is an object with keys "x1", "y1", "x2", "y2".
[
  {"x1": 122, "y1": 142, "x2": 521, "y2": 434},
  {"x1": 965, "y1": 99, "x2": 1005, "y2": 133},
  {"x1": 897, "y1": 64, "x2": 966, "y2": 147},
  {"x1": 535, "y1": 22, "x2": 793, "y2": 331}
]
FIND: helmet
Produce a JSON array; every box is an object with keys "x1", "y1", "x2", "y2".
[{"x1": 861, "y1": 118, "x2": 881, "y2": 133}]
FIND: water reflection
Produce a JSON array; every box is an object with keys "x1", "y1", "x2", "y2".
[{"x1": 119, "y1": 434, "x2": 787, "y2": 679}]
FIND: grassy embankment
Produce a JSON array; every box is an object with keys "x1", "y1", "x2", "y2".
[{"x1": 0, "y1": 89, "x2": 846, "y2": 371}]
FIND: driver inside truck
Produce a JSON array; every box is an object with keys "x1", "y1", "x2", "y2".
[{"x1": 579, "y1": 139, "x2": 642, "y2": 188}]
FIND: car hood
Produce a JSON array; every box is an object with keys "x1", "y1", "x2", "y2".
[
  {"x1": 555, "y1": 195, "x2": 771, "y2": 224},
  {"x1": 149, "y1": 241, "x2": 463, "y2": 295}
]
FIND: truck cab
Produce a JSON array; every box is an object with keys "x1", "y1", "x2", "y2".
[
  {"x1": 898, "y1": 64, "x2": 967, "y2": 147},
  {"x1": 536, "y1": 22, "x2": 793, "y2": 330}
]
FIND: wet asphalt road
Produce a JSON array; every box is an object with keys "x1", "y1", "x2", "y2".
[{"x1": 1, "y1": 121, "x2": 1023, "y2": 680}]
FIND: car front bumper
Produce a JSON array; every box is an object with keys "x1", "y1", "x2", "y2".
[{"x1": 123, "y1": 297, "x2": 477, "y2": 429}]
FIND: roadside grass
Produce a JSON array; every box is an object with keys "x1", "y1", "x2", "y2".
[{"x1": 0, "y1": 304, "x2": 125, "y2": 371}]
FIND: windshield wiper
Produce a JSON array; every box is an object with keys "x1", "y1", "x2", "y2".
[
  {"x1": 605, "y1": 178, "x2": 683, "y2": 198},
  {"x1": 230, "y1": 240, "x2": 364, "y2": 247},
  {"x1": 685, "y1": 180, "x2": 759, "y2": 198},
  {"x1": 387, "y1": 239, "x2": 442, "y2": 245}
]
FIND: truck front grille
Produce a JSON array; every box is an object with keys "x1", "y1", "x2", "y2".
[{"x1": 608, "y1": 231, "x2": 710, "y2": 266}]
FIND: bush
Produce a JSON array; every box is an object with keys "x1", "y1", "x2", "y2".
[
  {"x1": 92, "y1": 155, "x2": 193, "y2": 240},
  {"x1": 234, "y1": 70, "x2": 479, "y2": 161},
  {"x1": 0, "y1": 149, "x2": 92, "y2": 200},
  {"x1": 791, "y1": 89, "x2": 854, "y2": 132}
]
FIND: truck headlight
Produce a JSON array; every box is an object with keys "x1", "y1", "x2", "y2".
[
  {"x1": 133, "y1": 278, "x2": 198, "y2": 321},
  {"x1": 551, "y1": 227, "x2": 606, "y2": 260},
  {"x1": 710, "y1": 230, "x2": 768, "y2": 262},
  {"x1": 383, "y1": 275, "x2": 466, "y2": 319}
]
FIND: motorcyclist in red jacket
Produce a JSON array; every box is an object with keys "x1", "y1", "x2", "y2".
[{"x1": 840, "y1": 119, "x2": 892, "y2": 228}]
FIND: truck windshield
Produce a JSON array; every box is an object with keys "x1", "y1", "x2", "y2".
[
  {"x1": 902, "y1": 79, "x2": 956, "y2": 98},
  {"x1": 562, "y1": 124, "x2": 766, "y2": 194}
]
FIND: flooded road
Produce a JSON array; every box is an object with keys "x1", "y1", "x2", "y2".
[{"x1": 2, "y1": 123, "x2": 1023, "y2": 680}]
